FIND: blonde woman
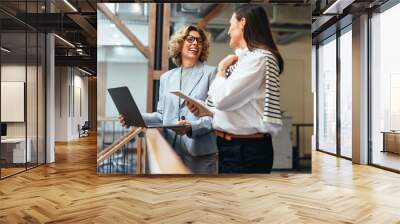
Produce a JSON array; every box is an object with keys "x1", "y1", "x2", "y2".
[{"x1": 120, "y1": 25, "x2": 217, "y2": 174}]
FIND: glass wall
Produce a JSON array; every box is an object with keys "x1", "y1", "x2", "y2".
[
  {"x1": 339, "y1": 27, "x2": 352, "y2": 158},
  {"x1": 316, "y1": 24, "x2": 353, "y2": 159},
  {"x1": 0, "y1": 1, "x2": 46, "y2": 179},
  {"x1": 1, "y1": 31, "x2": 28, "y2": 178},
  {"x1": 317, "y1": 35, "x2": 337, "y2": 154},
  {"x1": 371, "y1": 3, "x2": 400, "y2": 171}
]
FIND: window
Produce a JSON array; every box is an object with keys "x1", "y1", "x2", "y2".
[
  {"x1": 370, "y1": 3, "x2": 400, "y2": 171},
  {"x1": 317, "y1": 36, "x2": 337, "y2": 154},
  {"x1": 339, "y1": 27, "x2": 352, "y2": 158}
]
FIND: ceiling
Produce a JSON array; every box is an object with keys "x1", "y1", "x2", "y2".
[
  {"x1": 97, "y1": 2, "x2": 312, "y2": 63},
  {"x1": 2, "y1": 0, "x2": 388, "y2": 72},
  {"x1": 0, "y1": 0, "x2": 97, "y2": 74}
]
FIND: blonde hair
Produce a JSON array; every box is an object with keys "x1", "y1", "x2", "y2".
[{"x1": 168, "y1": 25, "x2": 211, "y2": 67}]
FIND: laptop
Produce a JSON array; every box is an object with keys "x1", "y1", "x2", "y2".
[
  {"x1": 108, "y1": 86, "x2": 186, "y2": 129},
  {"x1": 1, "y1": 123, "x2": 7, "y2": 140}
]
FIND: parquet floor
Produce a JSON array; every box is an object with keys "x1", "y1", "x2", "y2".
[
  {"x1": 0, "y1": 135, "x2": 400, "y2": 223},
  {"x1": 1, "y1": 167, "x2": 26, "y2": 178}
]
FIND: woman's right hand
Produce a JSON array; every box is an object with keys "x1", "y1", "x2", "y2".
[
  {"x1": 186, "y1": 101, "x2": 213, "y2": 117},
  {"x1": 118, "y1": 114, "x2": 129, "y2": 128}
]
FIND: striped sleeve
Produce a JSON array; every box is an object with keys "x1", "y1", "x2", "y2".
[
  {"x1": 262, "y1": 50, "x2": 282, "y2": 125},
  {"x1": 225, "y1": 63, "x2": 237, "y2": 78}
]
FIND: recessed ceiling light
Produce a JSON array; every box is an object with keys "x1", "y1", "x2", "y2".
[
  {"x1": 54, "y1": 34, "x2": 75, "y2": 48},
  {"x1": 63, "y1": 0, "x2": 78, "y2": 12},
  {"x1": 1, "y1": 47, "x2": 11, "y2": 53},
  {"x1": 322, "y1": 0, "x2": 354, "y2": 15},
  {"x1": 78, "y1": 67, "x2": 93, "y2": 76}
]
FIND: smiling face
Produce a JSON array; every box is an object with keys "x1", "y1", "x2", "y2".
[
  {"x1": 228, "y1": 13, "x2": 246, "y2": 49},
  {"x1": 181, "y1": 30, "x2": 203, "y2": 63}
]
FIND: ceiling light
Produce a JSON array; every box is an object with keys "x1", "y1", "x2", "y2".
[
  {"x1": 1, "y1": 47, "x2": 11, "y2": 53},
  {"x1": 78, "y1": 67, "x2": 93, "y2": 76},
  {"x1": 63, "y1": 0, "x2": 78, "y2": 12},
  {"x1": 131, "y1": 3, "x2": 142, "y2": 14},
  {"x1": 54, "y1": 34, "x2": 75, "y2": 48},
  {"x1": 323, "y1": 0, "x2": 354, "y2": 15}
]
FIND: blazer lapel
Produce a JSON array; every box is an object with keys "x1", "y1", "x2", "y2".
[
  {"x1": 179, "y1": 62, "x2": 205, "y2": 107},
  {"x1": 170, "y1": 67, "x2": 182, "y2": 92}
]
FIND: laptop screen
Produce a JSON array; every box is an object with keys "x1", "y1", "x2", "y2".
[
  {"x1": 1, "y1": 123, "x2": 7, "y2": 137},
  {"x1": 107, "y1": 87, "x2": 147, "y2": 127}
]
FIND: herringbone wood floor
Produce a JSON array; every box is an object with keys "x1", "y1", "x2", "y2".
[{"x1": 0, "y1": 135, "x2": 399, "y2": 224}]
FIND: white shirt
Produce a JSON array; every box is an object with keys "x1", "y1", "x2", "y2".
[{"x1": 208, "y1": 48, "x2": 282, "y2": 135}]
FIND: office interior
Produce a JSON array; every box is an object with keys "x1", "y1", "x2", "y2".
[
  {"x1": 0, "y1": 0, "x2": 97, "y2": 179},
  {"x1": 0, "y1": 0, "x2": 399, "y2": 175},
  {"x1": 0, "y1": 0, "x2": 399, "y2": 222}
]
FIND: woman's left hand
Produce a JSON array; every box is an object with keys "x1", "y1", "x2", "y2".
[
  {"x1": 217, "y1": 54, "x2": 238, "y2": 77},
  {"x1": 171, "y1": 120, "x2": 192, "y2": 135}
]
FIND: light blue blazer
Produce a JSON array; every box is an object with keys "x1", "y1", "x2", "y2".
[{"x1": 142, "y1": 62, "x2": 218, "y2": 157}]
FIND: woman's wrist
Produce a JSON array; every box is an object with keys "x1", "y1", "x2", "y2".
[{"x1": 216, "y1": 70, "x2": 226, "y2": 77}]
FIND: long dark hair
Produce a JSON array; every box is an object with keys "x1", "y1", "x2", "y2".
[{"x1": 235, "y1": 4, "x2": 284, "y2": 73}]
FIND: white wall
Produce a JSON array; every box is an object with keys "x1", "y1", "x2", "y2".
[
  {"x1": 312, "y1": 45, "x2": 317, "y2": 151},
  {"x1": 45, "y1": 7, "x2": 56, "y2": 163},
  {"x1": 98, "y1": 62, "x2": 148, "y2": 118},
  {"x1": 55, "y1": 67, "x2": 68, "y2": 141},
  {"x1": 54, "y1": 67, "x2": 89, "y2": 141},
  {"x1": 1, "y1": 65, "x2": 32, "y2": 138},
  {"x1": 207, "y1": 42, "x2": 235, "y2": 67},
  {"x1": 279, "y1": 35, "x2": 313, "y2": 124}
]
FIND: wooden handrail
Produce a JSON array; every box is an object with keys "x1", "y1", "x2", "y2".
[
  {"x1": 97, "y1": 127, "x2": 144, "y2": 165},
  {"x1": 97, "y1": 128, "x2": 190, "y2": 174},
  {"x1": 98, "y1": 127, "x2": 136, "y2": 158},
  {"x1": 145, "y1": 129, "x2": 191, "y2": 174}
]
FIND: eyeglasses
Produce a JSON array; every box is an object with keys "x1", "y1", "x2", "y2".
[{"x1": 185, "y1": 35, "x2": 203, "y2": 44}]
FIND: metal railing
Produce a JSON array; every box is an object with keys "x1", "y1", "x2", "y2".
[{"x1": 97, "y1": 119, "x2": 145, "y2": 175}]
